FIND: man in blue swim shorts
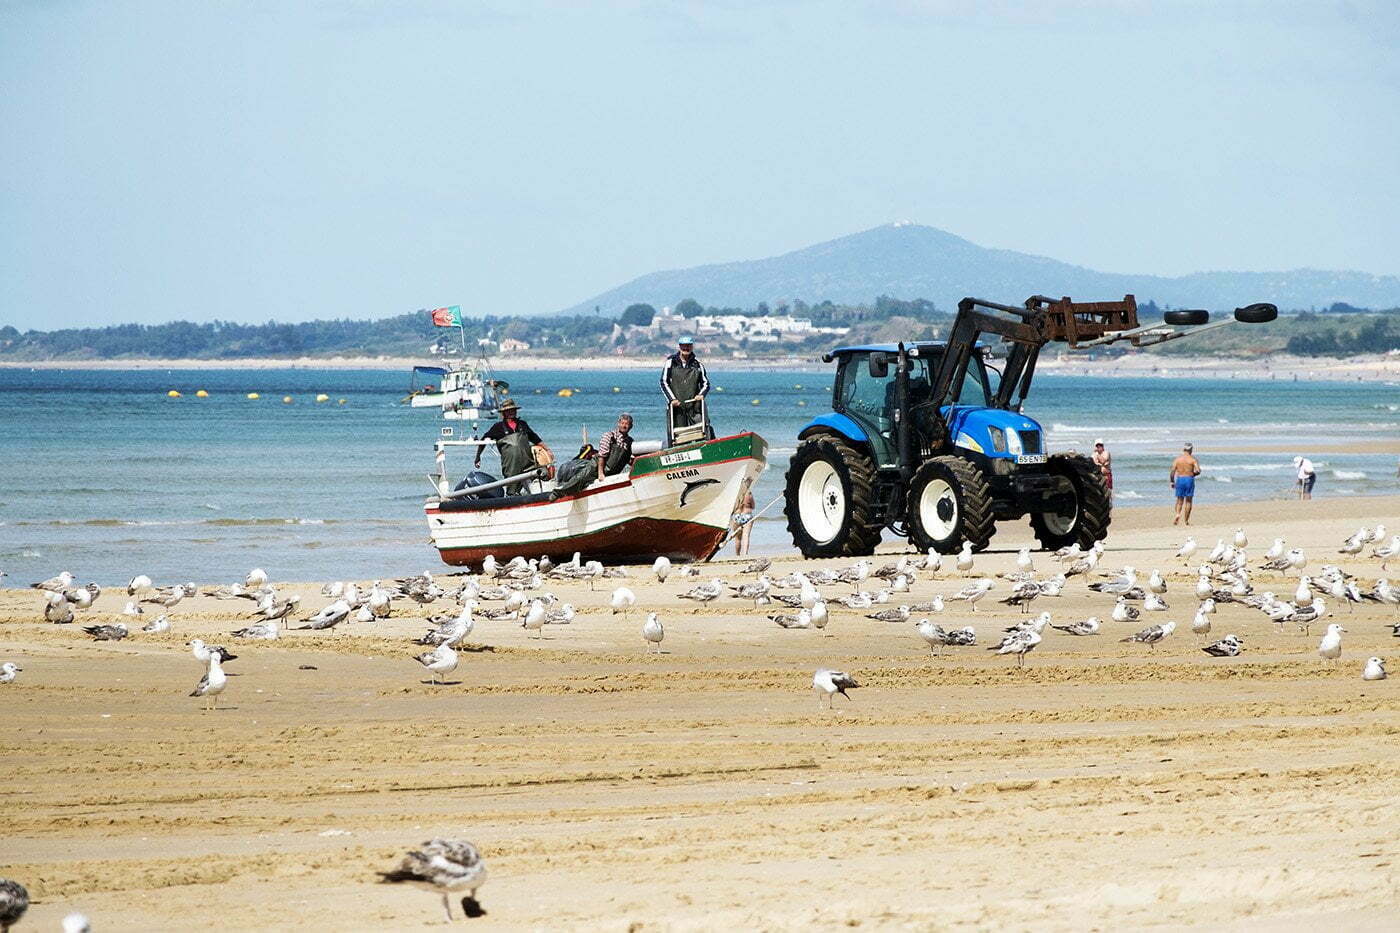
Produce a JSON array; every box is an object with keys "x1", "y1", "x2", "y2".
[{"x1": 1170, "y1": 443, "x2": 1201, "y2": 525}]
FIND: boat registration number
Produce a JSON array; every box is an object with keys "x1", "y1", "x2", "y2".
[
  {"x1": 660, "y1": 450, "x2": 702, "y2": 466},
  {"x1": 1016, "y1": 454, "x2": 1047, "y2": 465}
]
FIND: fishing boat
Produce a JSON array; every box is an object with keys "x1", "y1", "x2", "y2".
[
  {"x1": 425, "y1": 411, "x2": 767, "y2": 568},
  {"x1": 404, "y1": 360, "x2": 509, "y2": 421}
]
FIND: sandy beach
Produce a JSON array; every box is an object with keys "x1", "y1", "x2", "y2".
[{"x1": 3, "y1": 495, "x2": 1399, "y2": 930}]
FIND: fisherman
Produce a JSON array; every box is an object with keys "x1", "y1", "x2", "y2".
[
  {"x1": 475, "y1": 399, "x2": 549, "y2": 495},
  {"x1": 596, "y1": 413, "x2": 635, "y2": 480},
  {"x1": 660, "y1": 337, "x2": 710, "y2": 445}
]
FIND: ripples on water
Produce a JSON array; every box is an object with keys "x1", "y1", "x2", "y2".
[{"x1": 0, "y1": 367, "x2": 1395, "y2": 583}]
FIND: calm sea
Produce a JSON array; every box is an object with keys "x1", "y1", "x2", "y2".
[{"x1": 1, "y1": 366, "x2": 1396, "y2": 585}]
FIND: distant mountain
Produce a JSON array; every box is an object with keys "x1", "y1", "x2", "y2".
[{"x1": 560, "y1": 223, "x2": 1400, "y2": 315}]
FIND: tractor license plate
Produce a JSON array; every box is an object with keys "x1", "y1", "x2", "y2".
[{"x1": 1016, "y1": 454, "x2": 1047, "y2": 465}]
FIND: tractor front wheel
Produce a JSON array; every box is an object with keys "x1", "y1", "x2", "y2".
[
  {"x1": 906, "y1": 456, "x2": 996, "y2": 554},
  {"x1": 784, "y1": 436, "x2": 882, "y2": 558},
  {"x1": 1029, "y1": 453, "x2": 1112, "y2": 551}
]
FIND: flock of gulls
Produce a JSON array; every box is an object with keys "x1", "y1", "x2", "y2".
[{"x1": 3, "y1": 521, "x2": 1398, "y2": 924}]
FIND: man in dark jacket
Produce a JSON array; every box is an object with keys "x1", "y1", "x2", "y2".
[
  {"x1": 660, "y1": 338, "x2": 710, "y2": 445},
  {"x1": 476, "y1": 399, "x2": 547, "y2": 494}
]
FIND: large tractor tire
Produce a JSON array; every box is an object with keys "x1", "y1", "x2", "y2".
[
  {"x1": 1029, "y1": 453, "x2": 1112, "y2": 551},
  {"x1": 784, "y1": 436, "x2": 882, "y2": 558},
  {"x1": 906, "y1": 456, "x2": 996, "y2": 554}
]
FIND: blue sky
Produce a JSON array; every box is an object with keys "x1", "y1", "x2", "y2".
[{"x1": 3, "y1": 0, "x2": 1398, "y2": 330}]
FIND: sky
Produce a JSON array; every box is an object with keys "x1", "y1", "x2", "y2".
[{"x1": 2, "y1": 0, "x2": 1398, "y2": 330}]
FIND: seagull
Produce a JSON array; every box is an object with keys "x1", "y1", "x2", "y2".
[
  {"x1": 916, "y1": 619, "x2": 950, "y2": 655},
  {"x1": 1089, "y1": 567, "x2": 1137, "y2": 595},
  {"x1": 838, "y1": 560, "x2": 871, "y2": 590},
  {"x1": 653, "y1": 555, "x2": 672, "y2": 582},
  {"x1": 255, "y1": 593, "x2": 301, "y2": 627},
  {"x1": 734, "y1": 576, "x2": 772, "y2": 606},
  {"x1": 1207, "y1": 539, "x2": 1227, "y2": 564},
  {"x1": 1143, "y1": 593, "x2": 1169, "y2": 612},
  {"x1": 1265, "y1": 538, "x2": 1286, "y2": 561},
  {"x1": 1148, "y1": 570, "x2": 1167, "y2": 594},
  {"x1": 142, "y1": 583, "x2": 188, "y2": 610},
  {"x1": 0, "y1": 878, "x2": 30, "y2": 931},
  {"x1": 921, "y1": 548, "x2": 942, "y2": 573},
  {"x1": 1375, "y1": 535, "x2": 1400, "y2": 570},
  {"x1": 187, "y1": 639, "x2": 237, "y2": 664},
  {"x1": 740, "y1": 556, "x2": 772, "y2": 575},
  {"x1": 190, "y1": 653, "x2": 228, "y2": 711},
  {"x1": 771, "y1": 609, "x2": 812, "y2": 629},
  {"x1": 1190, "y1": 609, "x2": 1212, "y2": 639},
  {"x1": 244, "y1": 568, "x2": 269, "y2": 588},
  {"x1": 1004, "y1": 611, "x2": 1052, "y2": 636},
  {"x1": 1233, "y1": 528, "x2": 1248, "y2": 549},
  {"x1": 866, "y1": 605, "x2": 910, "y2": 623},
  {"x1": 121, "y1": 600, "x2": 144, "y2": 618},
  {"x1": 232, "y1": 620, "x2": 280, "y2": 640},
  {"x1": 949, "y1": 579, "x2": 994, "y2": 610},
  {"x1": 44, "y1": 599, "x2": 74, "y2": 625},
  {"x1": 1111, "y1": 598, "x2": 1140, "y2": 624},
  {"x1": 1317, "y1": 623, "x2": 1344, "y2": 664},
  {"x1": 126, "y1": 573, "x2": 153, "y2": 596},
  {"x1": 1367, "y1": 523, "x2": 1388, "y2": 544},
  {"x1": 0, "y1": 662, "x2": 21, "y2": 684},
  {"x1": 909, "y1": 595, "x2": 945, "y2": 613},
  {"x1": 61, "y1": 582, "x2": 100, "y2": 610},
  {"x1": 810, "y1": 600, "x2": 830, "y2": 633},
  {"x1": 297, "y1": 599, "x2": 351, "y2": 631},
  {"x1": 62, "y1": 913, "x2": 91, "y2": 933},
  {"x1": 989, "y1": 628, "x2": 1041, "y2": 667},
  {"x1": 1120, "y1": 619, "x2": 1176, "y2": 650},
  {"x1": 1202, "y1": 634, "x2": 1244, "y2": 657},
  {"x1": 415, "y1": 643, "x2": 459, "y2": 685},
  {"x1": 678, "y1": 579, "x2": 725, "y2": 604},
  {"x1": 1194, "y1": 575, "x2": 1214, "y2": 600},
  {"x1": 1291, "y1": 598, "x2": 1326, "y2": 634},
  {"x1": 367, "y1": 581, "x2": 393, "y2": 618},
  {"x1": 1050, "y1": 616, "x2": 1101, "y2": 636},
  {"x1": 82, "y1": 623, "x2": 128, "y2": 641},
  {"x1": 521, "y1": 599, "x2": 546, "y2": 638},
  {"x1": 955, "y1": 542, "x2": 975, "y2": 573},
  {"x1": 1362, "y1": 657, "x2": 1387, "y2": 681},
  {"x1": 1174, "y1": 538, "x2": 1197, "y2": 562},
  {"x1": 642, "y1": 612, "x2": 665, "y2": 652},
  {"x1": 998, "y1": 580, "x2": 1044, "y2": 613},
  {"x1": 812, "y1": 668, "x2": 859, "y2": 708},
  {"x1": 142, "y1": 615, "x2": 171, "y2": 634},
  {"x1": 380, "y1": 838, "x2": 488, "y2": 922},
  {"x1": 31, "y1": 570, "x2": 74, "y2": 592},
  {"x1": 321, "y1": 580, "x2": 346, "y2": 599},
  {"x1": 1294, "y1": 576, "x2": 1313, "y2": 606},
  {"x1": 610, "y1": 586, "x2": 636, "y2": 617}
]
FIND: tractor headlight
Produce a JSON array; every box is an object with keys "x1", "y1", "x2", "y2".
[
  {"x1": 1006, "y1": 429, "x2": 1024, "y2": 455},
  {"x1": 988, "y1": 426, "x2": 1007, "y2": 453}
]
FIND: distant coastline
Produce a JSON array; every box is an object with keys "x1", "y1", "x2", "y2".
[{"x1": 0, "y1": 351, "x2": 1395, "y2": 382}]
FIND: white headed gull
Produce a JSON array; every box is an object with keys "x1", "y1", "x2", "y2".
[
  {"x1": 812, "y1": 668, "x2": 860, "y2": 708},
  {"x1": 379, "y1": 838, "x2": 488, "y2": 922},
  {"x1": 653, "y1": 556, "x2": 672, "y2": 583},
  {"x1": 1120, "y1": 619, "x2": 1176, "y2": 650},
  {"x1": 1317, "y1": 623, "x2": 1344, "y2": 664},
  {"x1": 1362, "y1": 657, "x2": 1387, "y2": 681},
  {"x1": 642, "y1": 612, "x2": 665, "y2": 652},
  {"x1": 190, "y1": 653, "x2": 227, "y2": 711},
  {"x1": 0, "y1": 662, "x2": 21, "y2": 684},
  {"x1": 415, "y1": 643, "x2": 459, "y2": 685}
]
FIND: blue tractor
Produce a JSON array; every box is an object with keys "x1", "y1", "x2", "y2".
[{"x1": 784, "y1": 294, "x2": 1277, "y2": 556}]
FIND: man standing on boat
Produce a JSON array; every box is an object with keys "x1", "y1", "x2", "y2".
[
  {"x1": 660, "y1": 337, "x2": 710, "y2": 446},
  {"x1": 596, "y1": 413, "x2": 635, "y2": 480},
  {"x1": 476, "y1": 399, "x2": 548, "y2": 495}
]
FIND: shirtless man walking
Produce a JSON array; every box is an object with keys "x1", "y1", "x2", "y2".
[{"x1": 1170, "y1": 443, "x2": 1201, "y2": 525}]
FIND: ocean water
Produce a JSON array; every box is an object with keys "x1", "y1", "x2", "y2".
[{"x1": 1, "y1": 367, "x2": 1396, "y2": 585}]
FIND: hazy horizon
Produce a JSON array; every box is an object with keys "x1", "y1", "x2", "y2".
[{"x1": 4, "y1": 1, "x2": 1398, "y2": 330}]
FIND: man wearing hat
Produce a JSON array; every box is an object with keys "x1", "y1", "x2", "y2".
[
  {"x1": 476, "y1": 398, "x2": 548, "y2": 495},
  {"x1": 659, "y1": 336, "x2": 710, "y2": 445},
  {"x1": 1169, "y1": 442, "x2": 1201, "y2": 525}
]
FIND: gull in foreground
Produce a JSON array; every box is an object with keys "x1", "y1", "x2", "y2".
[
  {"x1": 810, "y1": 599, "x2": 829, "y2": 633},
  {"x1": 1317, "y1": 623, "x2": 1344, "y2": 664},
  {"x1": 190, "y1": 653, "x2": 227, "y2": 711},
  {"x1": 989, "y1": 628, "x2": 1041, "y2": 667},
  {"x1": 1362, "y1": 657, "x2": 1387, "y2": 681},
  {"x1": 415, "y1": 643, "x2": 459, "y2": 685},
  {"x1": 1202, "y1": 634, "x2": 1243, "y2": 657},
  {"x1": 0, "y1": 878, "x2": 29, "y2": 931},
  {"x1": 812, "y1": 668, "x2": 859, "y2": 708},
  {"x1": 1120, "y1": 620, "x2": 1176, "y2": 650},
  {"x1": 916, "y1": 619, "x2": 950, "y2": 655},
  {"x1": 0, "y1": 662, "x2": 21, "y2": 684},
  {"x1": 380, "y1": 838, "x2": 488, "y2": 921},
  {"x1": 520, "y1": 600, "x2": 546, "y2": 638},
  {"x1": 642, "y1": 612, "x2": 665, "y2": 652}
]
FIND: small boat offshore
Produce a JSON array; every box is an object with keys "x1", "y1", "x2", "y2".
[{"x1": 425, "y1": 426, "x2": 767, "y2": 569}]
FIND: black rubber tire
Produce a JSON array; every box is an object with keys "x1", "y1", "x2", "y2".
[
  {"x1": 1234, "y1": 302, "x2": 1278, "y2": 323},
  {"x1": 1029, "y1": 453, "x2": 1112, "y2": 551},
  {"x1": 784, "y1": 436, "x2": 882, "y2": 558},
  {"x1": 1163, "y1": 309, "x2": 1210, "y2": 325},
  {"x1": 905, "y1": 456, "x2": 996, "y2": 554}
]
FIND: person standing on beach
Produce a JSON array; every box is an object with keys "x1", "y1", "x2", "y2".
[
  {"x1": 1093, "y1": 438, "x2": 1113, "y2": 496},
  {"x1": 1294, "y1": 455, "x2": 1317, "y2": 500},
  {"x1": 1170, "y1": 443, "x2": 1201, "y2": 525},
  {"x1": 660, "y1": 337, "x2": 710, "y2": 445},
  {"x1": 732, "y1": 487, "x2": 756, "y2": 556}
]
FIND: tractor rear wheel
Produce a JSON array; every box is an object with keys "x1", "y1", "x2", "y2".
[
  {"x1": 1030, "y1": 453, "x2": 1112, "y2": 551},
  {"x1": 906, "y1": 456, "x2": 996, "y2": 554},
  {"x1": 784, "y1": 436, "x2": 882, "y2": 558}
]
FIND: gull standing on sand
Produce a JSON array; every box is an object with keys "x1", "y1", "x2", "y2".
[
  {"x1": 142, "y1": 583, "x2": 188, "y2": 611},
  {"x1": 949, "y1": 579, "x2": 994, "y2": 611},
  {"x1": 810, "y1": 599, "x2": 829, "y2": 633},
  {"x1": 812, "y1": 668, "x2": 859, "y2": 708},
  {"x1": 1191, "y1": 608, "x2": 1212, "y2": 639},
  {"x1": 1233, "y1": 528, "x2": 1249, "y2": 549},
  {"x1": 245, "y1": 568, "x2": 269, "y2": 588},
  {"x1": 521, "y1": 599, "x2": 546, "y2": 637},
  {"x1": 379, "y1": 838, "x2": 488, "y2": 922},
  {"x1": 31, "y1": 570, "x2": 74, "y2": 592},
  {"x1": 1362, "y1": 657, "x2": 1387, "y2": 681},
  {"x1": 1120, "y1": 619, "x2": 1176, "y2": 649},
  {"x1": 190, "y1": 653, "x2": 227, "y2": 711},
  {"x1": 956, "y1": 542, "x2": 975, "y2": 574},
  {"x1": 1266, "y1": 538, "x2": 1286, "y2": 561},
  {"x1": 1375, "y1": 535, "x2": 1400, "y2": 570},
  {"x1": 989, "y1": 628, "x2": 1041, "y2": 667},
  {"x1": 415, "y1": 643, "x2": 459, "y2": 685},
  {"x1": 1174, "y1": 538, "x2": 1196, "y2": 562},
  {"x1": 1318, "y1": 623, "x2": 1345, "y2": 664},
  {"x1": 127, "y1": 574, "x2": 153, "y2": 596},
  {"x1": 734, "y1": 576, "x2": 772, "y2": 606},
  {"x1": 610, "y1": 586, "x2": 636, "y2": 618},
  {"x1": 653, "y1": 556, "x2": 672, "y2": 583},
  {"x1": 0, "y1": 662, "x2": 21, "y2": 684},
  {"x1": 916, "y1": 619, "x2": 950, "y2": 655},
  {"x1": 1148, "y1": 569, "x2": 1167, "y2": 594},
  {"x1": 642, "y1": 612, "x2": 665, "y2": 652}
]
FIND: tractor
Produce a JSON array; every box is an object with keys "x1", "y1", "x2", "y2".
[{"x1": 784, "y1": 294, "x2": 1277, "y2": 556}]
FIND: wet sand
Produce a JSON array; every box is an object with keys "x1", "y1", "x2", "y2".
[{"x1": 3, "y1": 495, "x2": 1399, "y2": 930}]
